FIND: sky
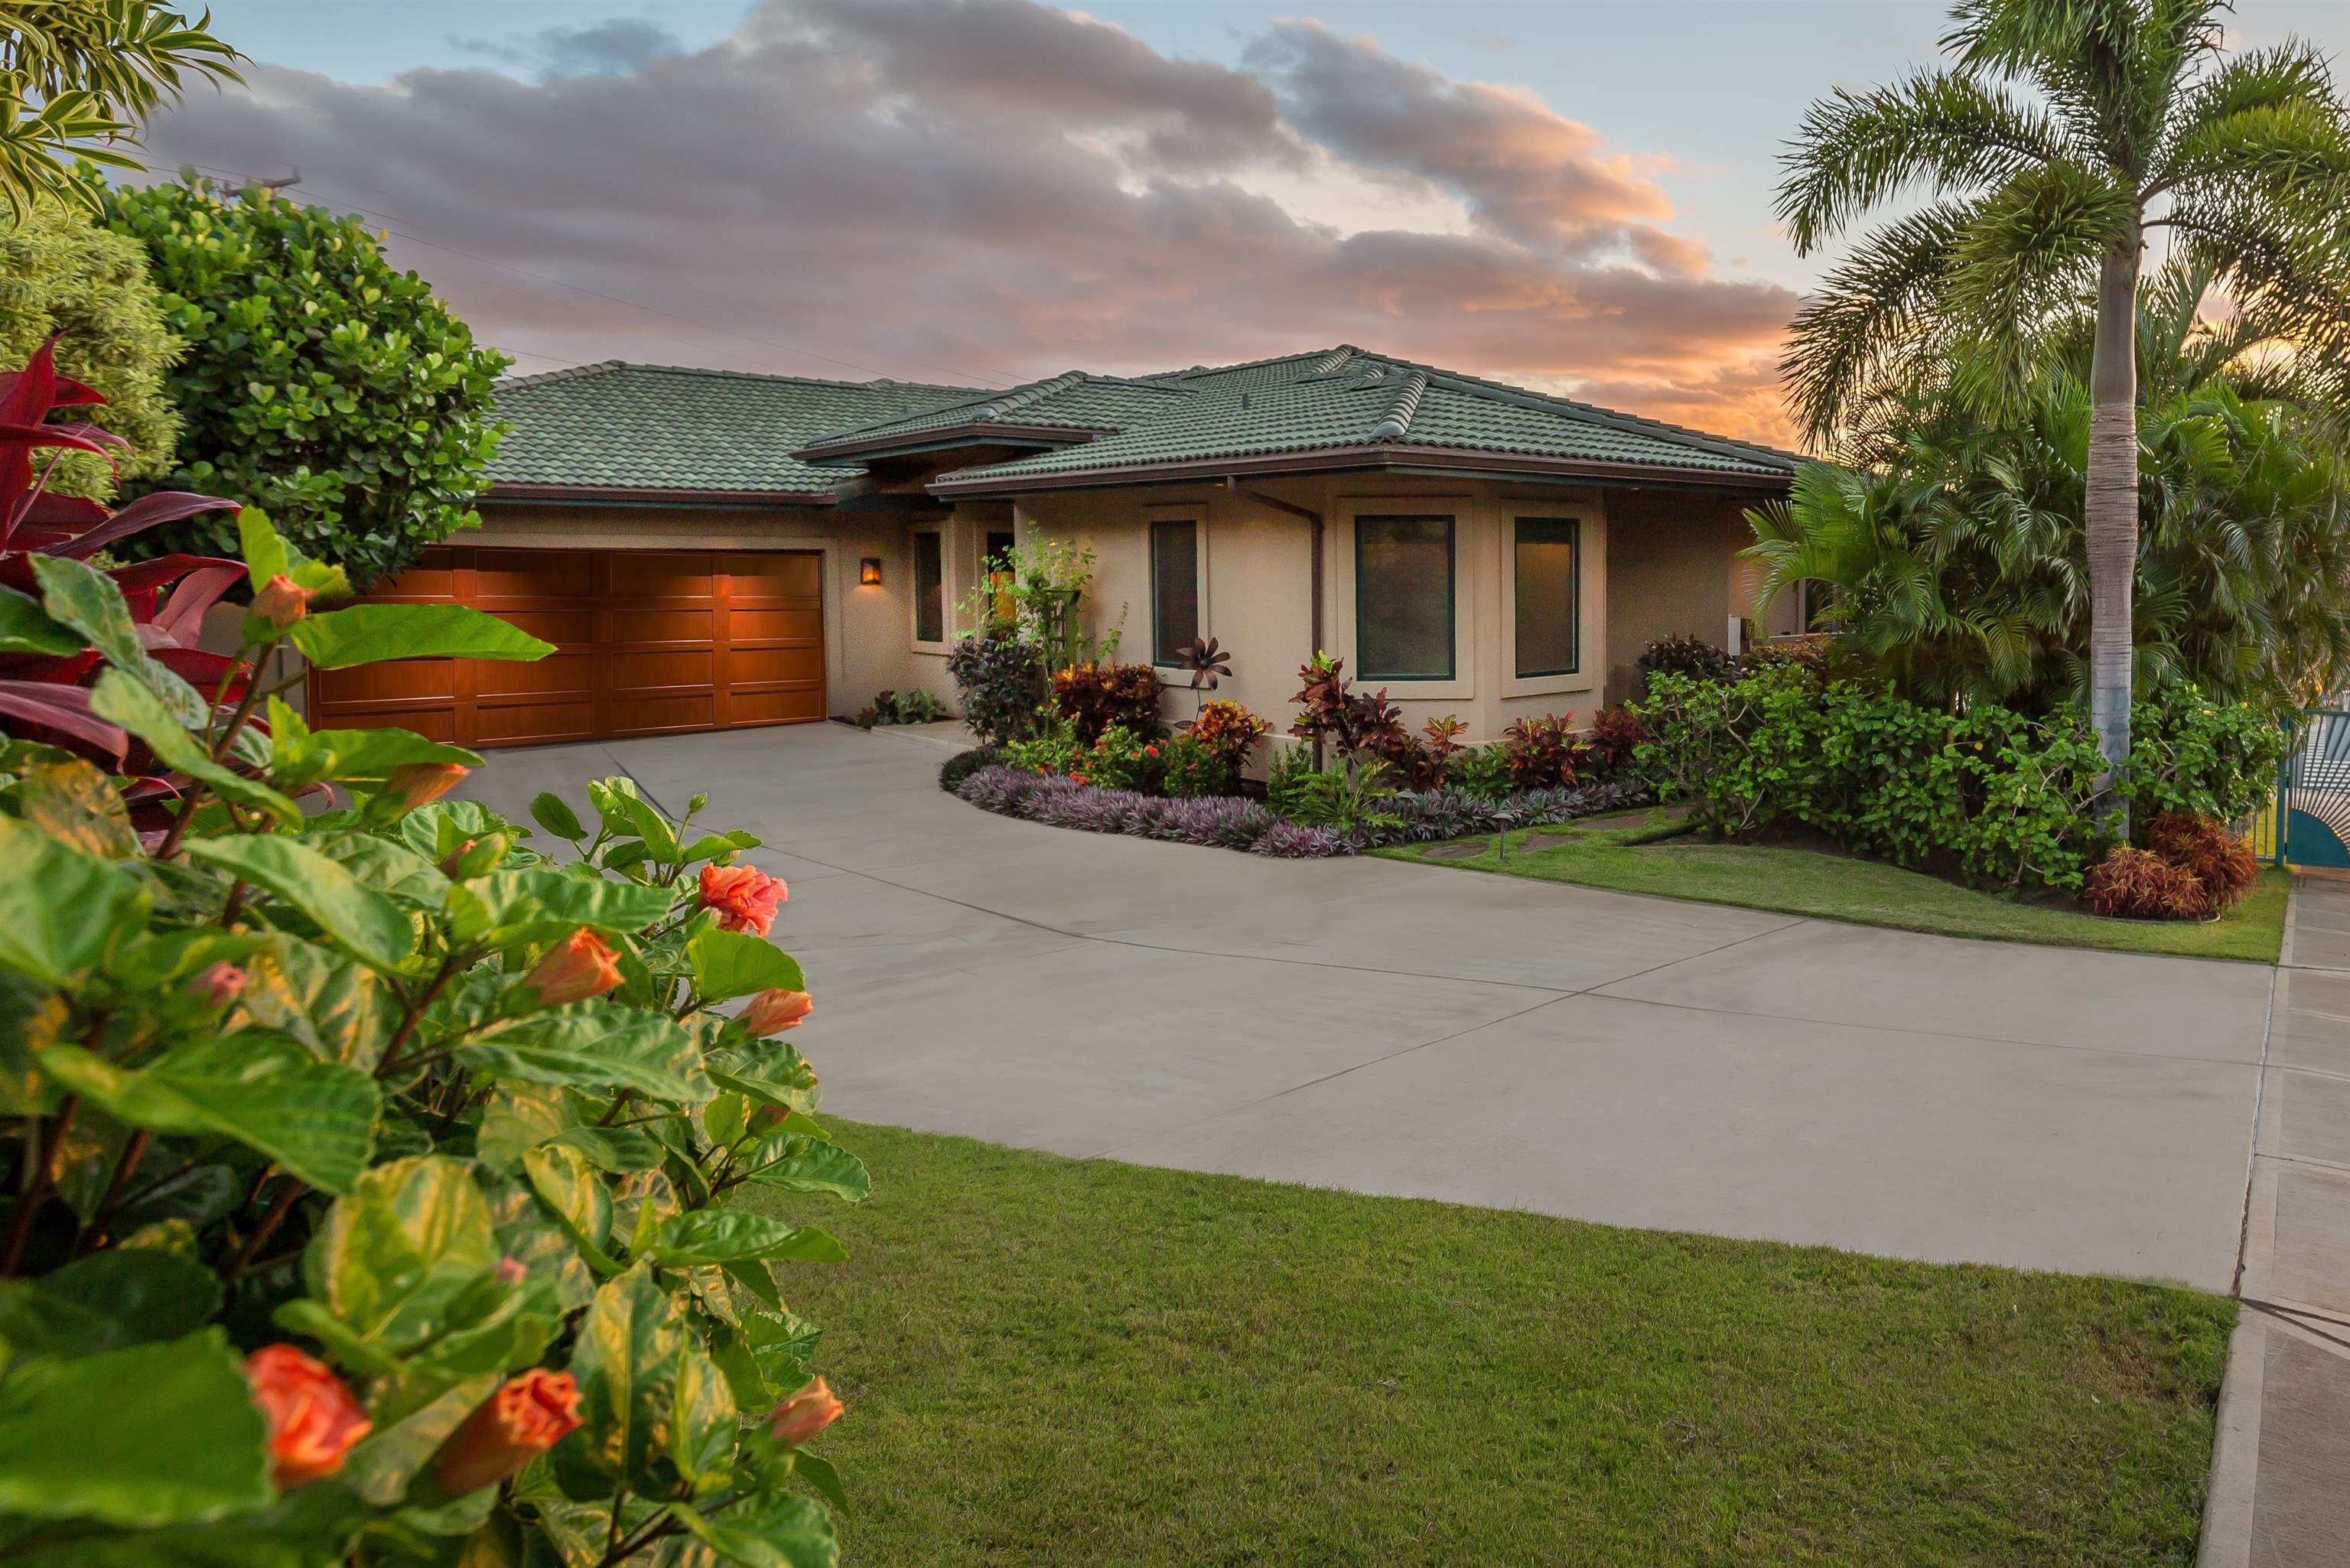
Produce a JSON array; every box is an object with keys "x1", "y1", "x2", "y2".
[{"x1": 135, "y1": 0, "x2": 2350, "y2": 445}]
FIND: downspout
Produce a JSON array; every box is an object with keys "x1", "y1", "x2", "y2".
[{"x1": 1223, "y1": 475, "x2": 1324, "y2": 769}]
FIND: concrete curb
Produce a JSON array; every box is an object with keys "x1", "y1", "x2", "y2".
[{"x1": 2197, "y1": 1312, "x2": 2265, "y2": 1567}]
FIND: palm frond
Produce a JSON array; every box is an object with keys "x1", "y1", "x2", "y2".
[
  {"x1": 1775, "y1": 70, "x2": 2067, "y2": 252},
  {"x1": 1781, "y1": 204, "x2": 1970, "y2": 449}
]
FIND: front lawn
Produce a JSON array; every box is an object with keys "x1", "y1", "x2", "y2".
[
  {"x1": 1374, "y1": 812, "x2": 2288, "y2": 963},
  {"x1": 754, "y1": 1121, "x2": 2231, "y2": 1567}
]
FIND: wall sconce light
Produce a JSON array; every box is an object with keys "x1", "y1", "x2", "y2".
[{"x1": 858, "y1": 558, "x2": 883, "y2": 586}]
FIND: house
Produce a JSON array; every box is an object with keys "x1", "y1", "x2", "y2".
[{"x1": 306, "y1": 346, "x2": 1803, "y2": 750}]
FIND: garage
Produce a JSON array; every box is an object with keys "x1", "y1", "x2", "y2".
[{"x1": 308, "y1": 545, "x2": 827, "y2": 748}]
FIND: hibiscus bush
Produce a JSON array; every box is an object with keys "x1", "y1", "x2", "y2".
[{"x1": 0, "y1": 356, "x2": 861, "y2": 1564}]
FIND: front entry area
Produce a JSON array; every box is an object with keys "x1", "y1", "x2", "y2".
[{"x1": 308, "y1": 545, "x2": 826, "y2": 747}]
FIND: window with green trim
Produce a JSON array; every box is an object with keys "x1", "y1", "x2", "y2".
[
  {"x1": 913, "y1": 530, "x2": 943, "y2": 643},
  {"x1": 1150, "y1": 519, "x2": 1199, "y2": 665},
  {"x1": 1513, "y1": 517, "x2": 1579, "y2": 678},
  {"x1": 1356, "y1": 515, "x2": 1454, "y2": 681}
]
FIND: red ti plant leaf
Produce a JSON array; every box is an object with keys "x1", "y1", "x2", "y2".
[
  {"x1": 152, "y1": 565, "x2": 245, "y2": 643},
  {"x1": 0, "y1": 338, "x2": 99, "y2": 421},
  {"x1": 46, "y1": 490, "x2": 239, "y2": 561},
  {"x1": 0, "y1": 679, "x2": 129, "y2": 763}
]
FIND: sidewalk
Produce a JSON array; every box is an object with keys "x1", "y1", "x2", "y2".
[{"x1": 2202, "y1": 869, "x2": 2350, "y2": 1566}]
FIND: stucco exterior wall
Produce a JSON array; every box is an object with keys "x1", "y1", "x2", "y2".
[
  {"x1": 1017, "y1": 474, "x2": 1779, "y2": 752},
  {"x1": 1016, "y1": 474, "x2": 1776, "y2": 752},
  {"x1": 1603, "y1": 491, "x2": 1768, "y2": 700}
]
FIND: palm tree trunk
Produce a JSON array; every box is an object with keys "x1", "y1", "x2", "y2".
[{"x1": 2086, "y1": 223, "x2": 2142, "y2": 828}]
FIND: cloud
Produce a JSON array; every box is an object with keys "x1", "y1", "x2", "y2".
[
  {"x1": 1246, "y1": 20, "x2": 1704, "y2": 271},
  {"x1": 539, "y1": 19, "x2": 685, "y2": 78},
  {"x1": 142, "y1": 0, "x2": 1798, "y2": 442},
  {"x1": 445, "y1": 16, "x2": 685, "y2": 81}
]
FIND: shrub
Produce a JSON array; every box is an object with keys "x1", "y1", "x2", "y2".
[
  {"x1": 1050, "y1": 660, "x2": 1164, "y2": 743},
  {"x1": 0, "y1": 198, "x2": 183, "y2": 499},
  {"x1": 1634, "y1": 662, "x2": 2111, "y2": 887},
  {"x1": 1367, "y1": 712, "x2": 1469, "y2": 789},
  {"x1": 1002, "y1": 713, "x2": 1086, "y2": 779},
  {"x1": 939, "y1": 743, "x2": 1000, "y2": 792},
  {"x1": 0, "y1": 505, "x2": 862, "y2": 1561},
  {"x1": 947, "y1": 628, "x2": 1048, "y2": 746},
  {"x1": 858, "y1": 687, "x2": 950, "y2": 727},
  {"x1": 2124, "y1": 691, "x2": 2289, "y2": 824},
  {"x1": 1266, "y1": 743, "x2": 1317, "y2": 819},
  {"x1": 2085, "y1": 845, "x2": 2208, "y2": 919},
  {"x1": 1160, "y1": 733, "x2": 1233, "y2": 798},
  {"x1": 105, "y1": 179, "x2": 510, "y2": 587},
  {"x1": 1444, "y1": 744, "x2": 1515, "y2": 802},
  {"x1": 1501, "y1": 713, "x2": 1581, "y2": 789},
  {"x1": 1632, "y1": 662, "x2": 2281, "y2": 895},
  {"x1": 1251, "y1": 820, "x2": 1351, "y2": 858},
  {"x1": 1288, "y1": 652, "x2": 1404, "y2": 757},
  {"x1": 1637, "y1": 634, "x2": 1738, "y2": 686},
  {"x1": 2147, "y1": 811, "x2": 2259, "y2": 914},
  {"x1": 1583, "y1": 704, "x2": 1649, "y2": 777},
  {"x1": 1182, "y1": 698, "x2": 1271, "y2": 776},
  {"x1": 1076, "y1": 724, "x2": 1164, "y2": 793},
  {"x1": 1272, "y1": 756, "x2": 1404, "y2": 838}
]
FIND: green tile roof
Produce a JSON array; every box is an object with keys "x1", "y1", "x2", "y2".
[
  {"x1": 486, "y1": 361, "x2": 979, "y2": 496},
  {"x1": 930, "y1": 347, "x2": 1801, "y2": 490},
  {"x1": 488, "y1": 348, "x2": 1798, "y2": 502},
  {"x1": 794, "y1": 370, "x2": 1200, "y2": 457}
]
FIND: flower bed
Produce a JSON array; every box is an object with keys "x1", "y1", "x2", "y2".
[{"x1": 953, "y1": 765, "x2": 1648, "y2": 858}]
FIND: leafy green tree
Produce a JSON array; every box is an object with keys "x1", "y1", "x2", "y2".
[
  {"x1": 0, "y1": 194, "x2": 182, "y2": 497},
  {"x1": 106, "y1": 178, "x2": 510, "y2": 587},
  {"x1": 1749, "y1": 270, "x2": 2350, "y2": 711},
  {"x1": 0, "y1": 2, "x2": 240, "y2": 222},
  {"x1": 1776, "y1": 0, "x2": 2350, "y2": 821}
]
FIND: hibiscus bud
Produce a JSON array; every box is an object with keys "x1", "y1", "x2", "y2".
[
  {"x1": 522, "y1": 929, "x2": 622, "y2": 1007},
  {"x1": 187, "y1": 961, "x2": 246, "y2": 1010},
  {"x1": 384, "y1": 762, "x2": 470, "y2": 811},
  {"x1": 740, "y1": 987, "x2": 812, "y2": 1035},
  {"x1": 767, "y1": 1377, "x2": 844, "y2": 1447},
  {"x1": 428, "y1": 1368, "x2": 583, "y2": 1497},
  {"x1": 496, "y1": 1256, "x2": 527, "y2": 1286},
  {"x1": 243, "y1": 1344, "x2": 372, "y2": 1489},
  {"x1": 699, "y1": 863, "x2": 786, "y2": 937},
  {"x1": 438, "y1": 833, "x2": 509, "y2": 880},
  {"x1": 252, "y1": 574, "x2": 311, "y2": 630}
]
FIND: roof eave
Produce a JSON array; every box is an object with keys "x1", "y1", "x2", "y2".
[
  {"x1": 792, "y1": 421, "x2": 1112, "y2": 463},
  {"x1": 487, "y1": 482, "x2": 841, "y2": 508},
  {"x1": 924, "y1": 443, "x2": 1796, "y2": 498}
]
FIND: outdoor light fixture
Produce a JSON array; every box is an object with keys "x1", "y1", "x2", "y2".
[{"x1": 859, "y1": 558, "x2": 883, "y2": 586}]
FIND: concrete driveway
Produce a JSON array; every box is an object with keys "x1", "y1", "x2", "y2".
[{"x1": 464, "y1": 722, "x2": 2274, "y2": 1291}]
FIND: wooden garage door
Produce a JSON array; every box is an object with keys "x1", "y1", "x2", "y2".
[{"x1": 309, "y1": 546, "x2": 827, "y2": 747}]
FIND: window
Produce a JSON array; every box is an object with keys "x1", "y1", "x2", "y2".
[
  {"x1": 913, "y1": 530, "x2": 943, "y2": 643},
  {"x1": 1355, "y1": 515, "x2": 1453, "y2": 680},
  {"x1": 1512, "y1": 517, "x2": 1579, "y2": 677},
  {"x1": 1150, "y1": 519, "x2": 1199, "y2": 665}
]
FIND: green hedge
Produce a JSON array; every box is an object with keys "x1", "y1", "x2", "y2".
[{"x1": 1634, "y1": 665, "x2": 2283, "y2": 891}]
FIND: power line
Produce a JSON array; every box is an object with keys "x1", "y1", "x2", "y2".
[{"x1": 141, "y1": 146, "x2": 1028, "y2": 391}]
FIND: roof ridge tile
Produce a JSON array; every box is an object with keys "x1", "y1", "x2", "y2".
[{"x1": 1366, "y1": 371, "x2": 1429, "y2": 442}]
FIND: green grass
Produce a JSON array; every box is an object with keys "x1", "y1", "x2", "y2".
[
  {"x1": 752, "y1": 1121, "x2": 2233, "y2": 1566},
  {"x1": 1373, "y1": 812, "x2": 2289, "y2": 963}
]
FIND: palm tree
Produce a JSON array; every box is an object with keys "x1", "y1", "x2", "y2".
[{"x1": 1776, "y1": 0, "x2": 2350, "y2": 824}]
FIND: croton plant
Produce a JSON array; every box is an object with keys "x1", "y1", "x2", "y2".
[{"x1": 0, "y1": 340, "x2": 862, "y2": 1566}]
